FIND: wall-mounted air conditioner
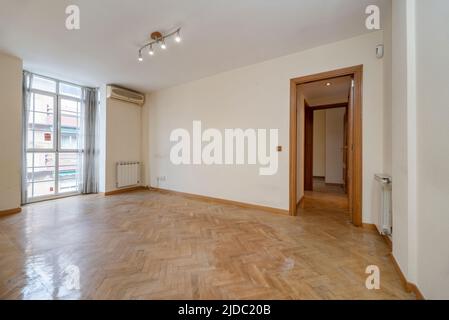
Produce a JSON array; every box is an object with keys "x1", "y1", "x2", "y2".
[{"x1": 106, "y1": 85, "x2": 145, "y2": 106}]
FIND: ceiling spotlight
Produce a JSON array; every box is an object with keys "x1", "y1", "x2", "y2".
[
  {"x1": 139, "y1": 28, "x2": 182, "y2": 58},
  {"x1": 175, "y1": 30, "x2": 181, "y2": 43},
  {"x1": 160, "y1": 39, "x2": 167, "y2": 50},
  {"x1": 326, "y1": 82, "x2": 331, "y2": 86}
]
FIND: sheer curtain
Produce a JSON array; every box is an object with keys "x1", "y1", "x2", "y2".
[
  {"x1": 81, "y1": 87, "x2": 99, "y2": 194},
  {"x1": 21, "y1": 71, "x2": 32, "y2": 204}
]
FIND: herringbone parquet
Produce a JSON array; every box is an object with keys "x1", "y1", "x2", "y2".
[{"x1": 0, "y1": 189, "x2": 414, "y2": 300}]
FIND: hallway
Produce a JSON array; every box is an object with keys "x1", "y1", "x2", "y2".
[{"x1": 312, "y1": 177, "x2": 346, "y2": 195}]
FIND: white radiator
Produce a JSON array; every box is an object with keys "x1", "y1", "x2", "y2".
[
  {"x1": 375, "y1": 174, "x2": 392, "y2": 235},
  {"x1": 116, "y1": 162, "x2": 140, "y2": 188}
]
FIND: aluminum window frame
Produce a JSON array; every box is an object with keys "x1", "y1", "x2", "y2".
[{"x1": 25, "y1": 74, "x2": 84, "y2": 203}]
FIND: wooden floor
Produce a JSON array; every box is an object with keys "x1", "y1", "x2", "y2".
[
  {"x1": 312, "y1": 177, "x2": 346, "y2": 194},
  {"x1": 0, "y1": 189, "x2": 413, "y2": 300}
]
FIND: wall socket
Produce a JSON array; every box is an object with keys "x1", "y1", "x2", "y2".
[{"x1": 157, "y1": 176, "x2": 167, "y2": 182}]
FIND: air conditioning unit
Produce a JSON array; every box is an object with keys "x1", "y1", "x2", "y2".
[{"x1": 106, "y1": 85, "x2": 145, "y2": 106}]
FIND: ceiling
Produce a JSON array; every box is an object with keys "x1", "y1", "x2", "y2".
[
  {"x1": 0, "y1": 0, "x2": 389, "y2": 92},
  {"x1": 300, "y1": 76, "x2": 352, "y2": 106}
]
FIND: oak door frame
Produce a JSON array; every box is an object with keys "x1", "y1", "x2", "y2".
[{"x1": 289, "y1": 65, "x2": 363, "y2": 227}]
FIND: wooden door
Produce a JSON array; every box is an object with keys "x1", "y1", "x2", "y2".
[
  {"x1": 343, "y1": 109, "x2": 348, "y2": 193},
  {"x1": 304, "y1": 106, "x2": 314, "y2": 191}
]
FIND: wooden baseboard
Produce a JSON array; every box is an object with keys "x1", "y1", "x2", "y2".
[
  {"x1": 390, "y1": 253, "x2": 425, "y2": 300},
  {"x1": 362, "y1": 223, "x2": 424, "y2": 299},
  {"x1": 150, "y1": 187, "x2": 289, "y2": 216},
  {"x1": 407, "y1": 282, "x2": 425, "y2": 300},
  {"x1": 362, "y1": 223, "x2": 392, "y2": 250},
  {"x1": 389, "y1": 252, "x2": 409, "y2": 289},
  {"x1": 104, "y1": 186, "x2": 149, "y2": 196},
  {"x1": 0, "y1": 207, "x2": 21, "y2": 217},
  {"x1": 362, "y1": 223, "x2": 378, "y2": 231},
  {"x1": 382, "y1": 233, "x2": 392, "y2": 249}
]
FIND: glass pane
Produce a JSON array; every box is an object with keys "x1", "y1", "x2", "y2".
[
  {"x1": 59, "y1": 178, "x2": 79, "y2": 194},
  {"x1": 26, "y1": 153, "x2": 33, "y2": 167},
  {"x1": 27, "y1": 93, "x2": 55, "y2": 150},
  {"x1": 32, "y1": 93, "x2": 55, "y2": 113},
  {"x1": 26, "y1": 153, "x2": 34, "y2": 183},
  {"x1": 58, "y1": 153, "x2": 80, "y2": 193},
  {"x1": 31, "y1": 76, "x2": 56, "y2": 93},
  {"x1": 26, "y1": 167, "x2": 33, "y2": 183},
  {"x1": 61, "y1": 114, "x2": 79, "y2": 128},
  {"x1": 59, "y1": 83, "x2": 82, "y2": 99},
  {"x1": 33, "y1": 166, "x2": 55, "y2": 182},
  {"x1": 32, "y1": 129, "x2": 54, "y2": 149},
  {"x1": 32, "y1": 112, "x2": 54, "y2": 126},
  {"x1": 60, "y1": 99, "x2": 81, "y2": 150},
  {"x1": 33, "y1": 153, "x2": 55, "y2": 167},
  {"x1": 27, "y1": 182, "x2": 32, "y2": 198},
  {"x1": 27, "y1": 130, "x2": 34, "y2": 149},
  {"x1": 61, "y1": 130, "x2": 79, "y2": 150},
  {"x1": 60, "y1": 99, "x2": 80, "y2": 116},
  {"x1": 26, "y1": 153, "x2": 57, "y2": 199},
  {"x1": 33, "y1": 181, "x2": 56, "y2": 197},
  {"x1": 31, "y1": 153, "x2": 55, "y2": 183}
]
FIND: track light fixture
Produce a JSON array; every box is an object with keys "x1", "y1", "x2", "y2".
[
  {"x1": 175, "y1": 30, "x2": 181, "y2": 43},
  {"x1": 138, "y1": 28, "x2": 182, "y2": 61},
  {"x1": 160, "y1": 39, "x2": 167, "y2": 50}
]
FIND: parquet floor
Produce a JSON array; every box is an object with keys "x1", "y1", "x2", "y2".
[
  {"x1": 312, "y1": 177, "x2": 346, "y2": 194},
  {"x1": 0, "y1": 189, "x2": 414, "y2": 300}
]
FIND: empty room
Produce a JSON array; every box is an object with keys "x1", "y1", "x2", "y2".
[{"x1": 1, "y1": 0, "x2": 448, "y2": 309}]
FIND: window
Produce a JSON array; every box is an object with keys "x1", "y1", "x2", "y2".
[
  {"x1": 32, "y1": 75, "x2": 57, "y2": 93},
  {"x1": 25, "y1": 75, "x2": 84, "y2": 201}
]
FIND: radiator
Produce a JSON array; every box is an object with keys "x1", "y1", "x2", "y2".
[
  {"x1": 375, "y1": 174, "x2": 392, "y2": 235},
  {"x1": 116, "y1": 162, "x2": 140, "y2": 188}
]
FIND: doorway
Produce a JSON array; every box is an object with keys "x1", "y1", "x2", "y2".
[{"x1": 289, "y1": 66, "x2": 363, "y2": 226}]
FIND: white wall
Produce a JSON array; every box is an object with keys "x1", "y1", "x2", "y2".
[
  {"x1": 390, "y1": 0, "x2": 449, "y2": 299},
  {"x1": 313, "y1": 110, "x2": 326, "y2": 177},
  {"x1": 415, "y1": 0, "x2": 449, "y2": 300},
  {"x1": 145, "y1": 31, "x2": 385, "y2": 219},
  {"x1": 391, "y1": 0, "x2": 418, "y2": 285},
  {"x1": 325, "y1": 108, "x2": 345, "y2": 184},
  {"x1": 0, "y1": 52, "x2": 22, "y2": 211},
  {"x1": 383, "y1": 1, "x2": 393, "y2": 176},
  {"x1": 104, "y1": 97, "x2": 143, "y2": 192}
]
